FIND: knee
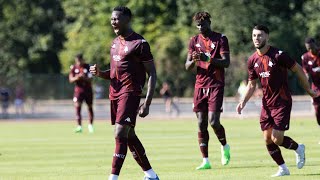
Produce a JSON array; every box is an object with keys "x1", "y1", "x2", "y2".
[
  {"x1": 209, "y1": 117, "x2": 221, "y2": 130},
  {"x1": 271, "y1": 136, "x2": 283, "y2": 145},
  {"x1": 198, "y1": 120, "x2": 208, "y2": 132}
]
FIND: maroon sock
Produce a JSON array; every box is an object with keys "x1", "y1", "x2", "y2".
[
  {"x1": 128, "y1": 136, "x2": 152, "y2": 171},
  {"x1": 266, "y1": 143, "x2": 285, "y2": 165},
  {"x1": 198, "y1": 131, "x2": 209, "y2": 158},
  {"x1": 213, "y1": 125, "x2": 227, "y2": 146},
  {"x1": 75, "y1": 106, "x2": 81, "y2": 125},
  {"x1": 88, "y1": 107, "x2": 94, "y2": 124},
  {"x1": 280, "y1": 136, "x2": 298, "y2": 150},
  {"x1": 111, "y1": 137, "x2": 128, "y2": 175}
]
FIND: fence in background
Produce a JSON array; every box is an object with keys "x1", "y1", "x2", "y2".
[{"x1": 0, "y1": 96, "x2": 314, "y2": 120}]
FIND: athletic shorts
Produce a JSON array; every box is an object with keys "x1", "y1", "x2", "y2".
[
  {"x1": 110, "y1": 95, "x2": 141, "y2": 127},
  {"x1": 260, "y1": 103, "x2": 292, "y2": 131},
  {"x1": 73, "y1": 89, "x2": 93, "y2": 105},
  {"x1": 193, "y1": 86, "x2": 224, "y2": 112}
]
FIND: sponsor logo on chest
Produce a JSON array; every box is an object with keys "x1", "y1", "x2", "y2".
[
  {"x1": 259, "y1": 71, "x2": 270, "y2": 78},
  {"x1": 113, "y1": 55, "x2": 121, "y2": 61}
]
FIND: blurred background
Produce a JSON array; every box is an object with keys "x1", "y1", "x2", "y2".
[{"x1": 0, "y1": 0, "x2": 319, "y2": 119}]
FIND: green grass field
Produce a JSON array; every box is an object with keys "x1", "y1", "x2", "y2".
[{"x1": 0, "y1": 117, "x2": 319, "y2": 180}]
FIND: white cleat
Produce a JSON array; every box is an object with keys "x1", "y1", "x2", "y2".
[
  {"x1": 295, "y1": 144, "x2": 305, "y2": 169},
  {"x1": 88, "y1": 124, "x2": 94, "y2": 133},
  {"x1": 271, "y1": 168, "x2": 290, "y2": 177}
]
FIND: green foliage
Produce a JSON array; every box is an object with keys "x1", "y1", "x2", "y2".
[{"x1": 2, "y1": 0, "x2": 320, "y2": 98}]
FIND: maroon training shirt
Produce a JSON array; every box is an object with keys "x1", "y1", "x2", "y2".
[
  {"x1": 188, "y1": 31, "x2": 230, "y2": 88},
  {"x1": 70, "y1": 63, "x2": 92, "y2": 92},
  {"x1": 248, "y1": 46, "x2": 296, "y2": 107},
  {"x1": 109, "y1": 32, "x2": 153, "y2": 100},
  {"x1": 301, "y1": 51, "x2": 320, "y2": 91}
]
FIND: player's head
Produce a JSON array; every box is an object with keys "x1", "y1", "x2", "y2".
[
  {"x1": 305, "y1": 37, "x2": 318, "y2": 55},
  {"x1": 111, "y1": 6, "x2": 132, "y2": 36},
  {"x1": 75, "y1": 53, "x2": 84, "y2": 65},
  {"x1": 252, "y1": 24, "x2": 269, "y2": 49},
  {"x1": 193, "y1": 11, "x2": 211, "y2": 35}
]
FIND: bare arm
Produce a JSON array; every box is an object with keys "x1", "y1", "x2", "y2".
[
  {"x1": 139, "y1": 61, "x2": 157, "y2": 117},
  {"x1": 291, "y1": 63, "x2": 317, "y2": 97},
  {"x1": 89, "y1": 64, "x2": 110, "y2": 80},
  {"x1": 236, "y1": 79, "x2": 257, "y2": 114},
  {"x1": 185, "y1": 53, "x2": 195, "y2": 71},
  {"x1": 69, "y1": 72, "x2": 80, "y2": 83}
]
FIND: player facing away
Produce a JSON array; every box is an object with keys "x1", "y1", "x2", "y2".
[
  {"x1": 89, "y1": 6, "x2": 159, "y2": 180},
  {"x1": 236, "y1": 25, "x2": 318, "y2": 177},
  {"x1": 185, "y1": 11, "x2": 231, "y2": 170},
  {"x1": 301, "y1": 37, "x2": 320, "y2": 131},
  {"x1": 69, "y1": 53, "x2": 94, "y2": 133}
]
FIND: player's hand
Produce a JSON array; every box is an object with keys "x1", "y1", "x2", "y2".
[
  {"x1": 138, "y1": 103, "x2": 149, "y2": 118},
  {"x1": 236, "y1": 101, "x2": 246, "y2": 114},
  {"x1": 89, "y1": 64, "x2": 100, "y2": 76},
  {"x1": 192, "y1": 51, "x2": 200, "y2": 62},
  {"x1": 307, "y1": 89, "x2": 319, "y2": 98}
]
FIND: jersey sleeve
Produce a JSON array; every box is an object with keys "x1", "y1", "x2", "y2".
[
  {"x1": 219, "y1": 34, "x2": 230, "y2": 54},
  {"x1": 188, "y1": 37, "x2": 195, "y2": 55},
  {"x1": 137, "y1": 40, "x2": 154, "y2": 63},
  {"x1": 248, "y1": 57, "x2": 258, "y2": 81},
  {"x1": 277, "y1": 52, "x2": 296, "y2": 69}
]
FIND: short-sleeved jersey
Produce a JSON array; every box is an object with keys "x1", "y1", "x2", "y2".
[
  {"x1": 301, "y1": 51, "x2": 320, "y2": 90},
  {"x1": 247, "y1": 46, "x2": 296, "y2": 107},
  {"x1": 188, "y1": 31, "x2": 230, "y2": 88},
  {"x1": 109, "y1": 32, "x2": 153, "y2": 100},
  {"x1": 70, "y1": 63, "x2": 92, "y2": 92}
]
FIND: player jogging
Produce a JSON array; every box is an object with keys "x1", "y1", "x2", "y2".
[{"x1": 236, "y1": 25, "x2": 318, "y2": 177}]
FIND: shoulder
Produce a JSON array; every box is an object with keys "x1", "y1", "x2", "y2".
[
  {"x1": 70, "y1": 64, "x2": 75, "y2": 70},
  {"x1": 301, "y1": 52, "x2": 309, "y2": 60}
]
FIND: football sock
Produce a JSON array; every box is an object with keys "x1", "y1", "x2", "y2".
[
  {"x1": 128, "y1": 135, "x2": 152, "y2": 171},
  {"x1": 203, "y1": 157, "x2": 210, "y2": 164},
  {"x1": 108, "y1": 174, "x2": 119, "y2": 180},
  {"x1": 76, "y1": 106, "x2": 81, "y2": 125},
  {"x1": 111, "y1": 137, "x2": 128, "y2": 175},
  {"x1": 279, "y1": 163, "x2": 288, "y2": 170},
  {"x1": 143, "y1": 169, "x2": 157, "y2": 178},
  {"x1": 213, "y1": 125, "x2": 227, "y2": 146},
  {"x1": 266, "y1": 143, "x2": 285, "y2": 165},
  {"x1": 280, "y1": 136, "x2": 298, "y2": 150},
  {"x1": 88, "y1": 107, "x2": 94, "y2": 124},
  {"x1": 198, "y1": 131, "x2": 209, "y2": 158}
]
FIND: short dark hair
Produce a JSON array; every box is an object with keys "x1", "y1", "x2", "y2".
[
  {"x1": 193, "y1": 11, "x2": 211, "y2": 22},
  {"x1": 113, "y1": 6, "x2": 132, "y2": 19},
  {"x1": 305, "y1": 37, "x2": 315, "y2": 44},
  {"x1": 253, "y1": 24, "x2": 269, "y2": 34},
  {"x1": 75, "y1": 53, "x2": 83, "y2": 59}
]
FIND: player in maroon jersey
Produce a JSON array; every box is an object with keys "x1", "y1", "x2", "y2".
[
  {"x1": 69, "y1": 53, "x2": 94, "y2": 133},
  {"x1": 89, "y1": 6, "x2": 159, "y2": 180},
  {"x1": 185, "y1": 11, "x2": 231, "y2": 170},
  {"x1": 236, "y1": 25, "x2": 318, "y2": 177},
  {"x1": 301, "y1": 37, "x2": 320, "y2": 128}
]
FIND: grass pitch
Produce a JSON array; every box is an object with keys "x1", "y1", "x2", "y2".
[{"x1": 0, "y1": 117, "x2": 319, "y2": 180}]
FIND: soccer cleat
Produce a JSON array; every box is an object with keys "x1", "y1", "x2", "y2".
[
  {"x1": 221, "y1": 144, "x2": 230, "y2": 165},
  {"x1": 88, "y1": 124, "x2": 94, "y2": 133},
  {"x1": 74, "y1": 126, "x2": 82, "y2": 133},
  {"x1": 143, "y1": 175, "x2": 160, "y2": 180},
  {"x1": 271, "y1": 168, "x2": 290, "y2": 177},
  {"x1": 295, "y1": 144, "x2": 305, "y2": 169},
  {"x1": 196, "y1": 162, "x2": 211, "y2": 170}
]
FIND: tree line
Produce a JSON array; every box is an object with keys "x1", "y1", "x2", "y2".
[{"x1": 1, "y1": 0, "x2": 319, "y2": 98}]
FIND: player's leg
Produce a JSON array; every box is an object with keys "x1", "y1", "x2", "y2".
[
  {"x1": 85, "y1": 91, "x2": 94, "y2": 133},
  {"x1": 109, "y1": 123, "x2": 130, "y2": 180},
  {"x1": 195, "y1": 111, "x2": 211, "y2": 170},
  {"x1": 313, "y1": 104, "x2": 320, "y2": 126},
  {"x1": 272, "y1": 105, "x2": 305, "y2": 169},
  {"x1": 128, "y1": 128, "x2": 159, "y2": 179},
  {"x1": 208, "y1": 87, "x2": 230, "y2": 165},
  {"x1": 73, "y1": 96, "x2": 83, "y2": 133}
]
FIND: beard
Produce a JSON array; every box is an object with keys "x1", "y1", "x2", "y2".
[{"x1": 255, "y1": 39, "x2": 267, "y2": 49}]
